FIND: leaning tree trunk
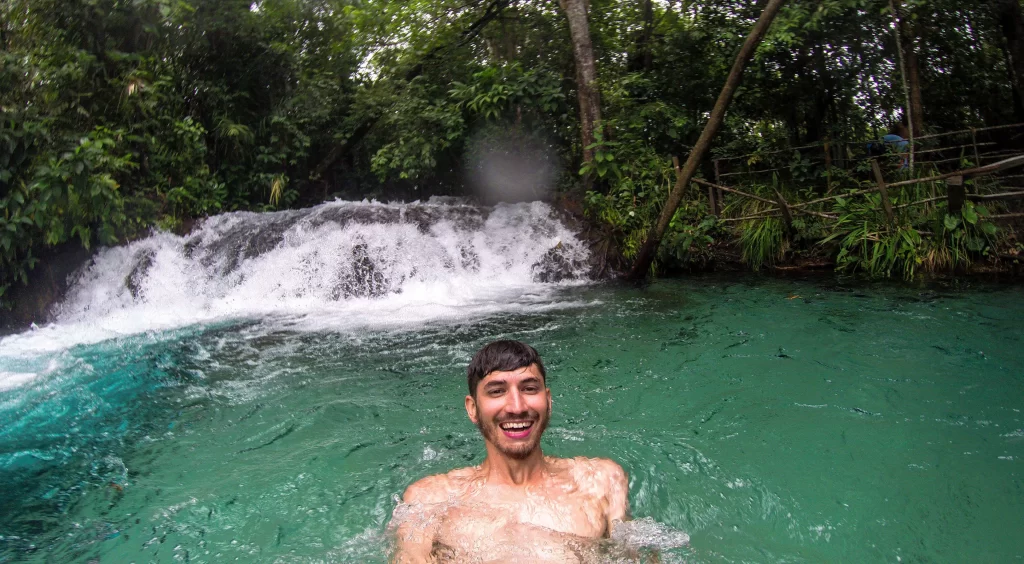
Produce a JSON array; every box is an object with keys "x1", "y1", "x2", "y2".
[
  {"x1": 627, "y1": 0, "x2": 788, "y2": 281},
  {"x1": 560, "y1": 0, "x2": 602, "y2": 165}
]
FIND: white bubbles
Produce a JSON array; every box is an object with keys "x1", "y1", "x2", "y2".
[
  {"x1": 0, "y1": 372, "x2": 37, "y2": 392},
  {"x1": 611, "y1": 516, "x2": 691, "y2": 550},
  {"x1": 0, "y1": 199, "x2": 592, "y2": 377}
]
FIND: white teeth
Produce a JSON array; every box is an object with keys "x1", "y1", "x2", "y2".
[{"x1": 500, "y1": 422, "x2": 532, "y2": 430}]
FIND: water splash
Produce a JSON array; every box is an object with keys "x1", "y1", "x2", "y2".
[
  {"x1": 388, "y1": 498, "x2": 691, "y2": 563},
  {"x1": 611, "y1": 517, "x2": 691, "y2": 551},
  {"x1": 0, "y1": 199, "x2": 591, "y2": 362}
]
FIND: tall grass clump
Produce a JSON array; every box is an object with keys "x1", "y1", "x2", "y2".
[{"x1": 739, "y1": 215, "x2": 788, "y2": 271}]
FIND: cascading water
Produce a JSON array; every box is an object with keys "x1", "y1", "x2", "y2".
[
  {"x1": 0, "y1": 199, "x2": 611, "y2": 561},
  {"x1": 3, "y1": 199, "x2": 592, "y2": 362}
]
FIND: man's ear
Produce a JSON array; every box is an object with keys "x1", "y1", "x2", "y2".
[
  {"x1": 465, "y1": 394, "x2": 478, "y2": 424},
  {"x1": 547, "y1": 387, "x2": 552, "y2": 413}
]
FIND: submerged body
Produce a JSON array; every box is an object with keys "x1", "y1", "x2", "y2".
[{"x1": 394, "y1": 456, "x2": 627, "y2": 563}]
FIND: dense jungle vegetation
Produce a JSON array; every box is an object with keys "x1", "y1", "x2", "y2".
[{"x1": 2, "y1": 0, "x2": 1024, "y2": 300}]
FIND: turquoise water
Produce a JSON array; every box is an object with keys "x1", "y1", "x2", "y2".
[{"x1": 1, "y1": 276, "x2": 1023, "y2": 562}]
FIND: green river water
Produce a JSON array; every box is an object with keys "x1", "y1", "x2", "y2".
[{"x1": 1, "y1": 276, "x2": 1022, "y2": 563}]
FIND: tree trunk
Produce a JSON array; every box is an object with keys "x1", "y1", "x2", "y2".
[
  {"x1": 888, "y1": 0, "x2": 916, "y2": 170},
  {"x1": 995, "y1": 0, "x2": 1024, "y2": 121},
  {"x1": 627, "y1": 0, "x2": 788, "y2": 280},
  {"x1": 903, "y1": 33, "x2": 924, "y2": 138},
  {"x1": 560, "y1": 0, "x2": 602, "y2": 165},
  {"x1": 1003, "y1": 44, "x2": 1024, "y2": 122},
  {"x1": 892, "y1": 0, "x2": 924, "y2": 137},
  {"x1": 630, "y1": 0, "x2": 655, "y2": 71}
]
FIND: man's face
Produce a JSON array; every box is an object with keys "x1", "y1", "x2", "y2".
[{"x1": 465, "y1": 364, "x2": 551, "y2": 460}]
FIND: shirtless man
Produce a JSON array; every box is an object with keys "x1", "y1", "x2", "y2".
[{"x1": 391, "y1": 340, "x2": 629, "y2": 563}]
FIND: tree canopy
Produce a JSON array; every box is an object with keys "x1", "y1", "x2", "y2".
[{"x1": 2, "y1": 0, "x2": 1021, "y2": 297}]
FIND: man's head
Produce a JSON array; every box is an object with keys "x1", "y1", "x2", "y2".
[
  {"x1": 465, "y1": 340, "x2": 551, "y2": 460},
  {"x1": 467, "y1": 340, "x2": 547, "y2": 397}
]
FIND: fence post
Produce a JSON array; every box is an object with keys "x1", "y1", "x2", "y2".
[
  {"x1": 871, "y1": 160, "x2": 895, "y2": 224},
  {"x1": 947, "y1": 174, "x2": 966, "y2": 214},
  {"x1": 824, "y1": 139, "x2": 832, "y2": 192},
  {"x1": 970, "y1": 127, "x2": 980, "y2": 166},
  {"x1": 772, "y1": 188, "x2": 794, "y2": 231},
  {"x1": 716, "y1": 158, "x2": 724, "y2": 215}
]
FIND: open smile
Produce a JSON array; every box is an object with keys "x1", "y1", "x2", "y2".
[{"x1": 498, "y1": 420, "x2": 534, "y2": 439}]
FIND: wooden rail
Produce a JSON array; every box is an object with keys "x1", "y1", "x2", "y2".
[
  {"x1": 711, "y1": 122, "x2": 1024, "y2": 168},
  {"x1": 696, "y1": 155, "x2": 1024, "y2": 223}
]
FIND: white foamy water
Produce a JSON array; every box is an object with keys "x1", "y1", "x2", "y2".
[
  {"x1": 0, "y1": 199, "x2": 592, "y2": 362},
  {"x1": 0, "y1": 372, "x2": 37, "y2": 392}
]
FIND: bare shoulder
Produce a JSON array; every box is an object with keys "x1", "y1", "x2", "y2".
[
  {"x1": 593, "y1": 457, "x2": 627, "y2": 480},
  {"x1": 402, "y1": 466, "x2": 477, "y2": 505},
  {"x1": 402, "y1": 473, "x2": 452, "y2": 505},
  {"x1": 568, "y1": 457, "x2": 629, "y2": 525},
  {"x1": 568, "y1": 456, "x2": 627, "y2": 483},
  {"x1": 595, "y1": 457, "x2": 629, "y2": 502}
]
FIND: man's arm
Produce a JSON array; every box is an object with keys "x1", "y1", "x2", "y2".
[
  {"x1": 599, "y1": 458, "x2": 630, "y2": 532},
  {"x1": 600, "y1": 460, "x2": 662, "y2": 562},
  {"x1": 391, "y1": 475, "x2": 447, "y2": 564}
]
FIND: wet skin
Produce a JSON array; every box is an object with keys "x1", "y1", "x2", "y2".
[{"x1": 391, "y1": 364, "x2": 629, "y2": 563}]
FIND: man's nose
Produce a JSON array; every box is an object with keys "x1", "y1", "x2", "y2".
[{"x1": 505, "y1": 389, "x2": 526, "y2": 413}]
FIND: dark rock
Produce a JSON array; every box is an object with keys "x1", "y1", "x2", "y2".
[
  {"x1": 197, "y1": 210, "x2": 306, "y2": 274},
  {"x1": 0, "y1": 243, "x2": 95, "y2": 335},
  {"x1": 125, "y1": 249, "x2": 155, "y2": 299},
  {"x1": 333, "y1": 243, "x2": 391, "y2": 299},
  {"x1": 459, "y1": 246, "x2": 480, "y2": 271},
  {"x1": 532, "y1": 243, "x2": 584, "y2": 283}
]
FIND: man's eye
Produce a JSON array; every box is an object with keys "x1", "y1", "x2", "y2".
[
  {"x1": 487, "y1": 389, "x2": 504, "y2": 397},
  {"x1": 523, "y1": 386, "x2": 538, "y2": 393}
]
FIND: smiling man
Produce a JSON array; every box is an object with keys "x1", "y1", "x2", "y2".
[{"x1": 391, "y1": 340, "x2": 629, "y2": 563}]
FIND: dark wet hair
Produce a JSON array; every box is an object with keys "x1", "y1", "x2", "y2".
[{"x1": 467, "y1": 340, "x2": 547, "y2": 396}]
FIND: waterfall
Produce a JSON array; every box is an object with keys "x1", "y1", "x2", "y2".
[{"x1": 2, "y1": 199, "x2": 592, "y2": 357}]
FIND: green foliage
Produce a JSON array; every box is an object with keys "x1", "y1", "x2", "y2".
[
  {"x1": 583, "y1": 144, "x2": 722, "y2": 272},
  {"x1": 2, "y1": 0, "x2": 1023, "y2": 298},
  {"x1": 369, "y1": 81, "x2": 465, "y2": 182},
  {"x1": 1, "y1": 126, "x2": 134, "y2": 298},
  {"x1": 583, "y1": 146, "x2": 674, "y2": 257},
  {"x1": 450, "y1": 64, "x2": 564, "y2": 120},
  {"x1": 921, "y1": 201, "x2": 998, "y2": 273},
  {"x1": 579, "y1": 130, "x2": 622, "y2": 180},
  {"x1": 740, "y1": 216, "x2": 788, "y2": 271},
  {"x1": 820, "y1": 193, "x2": 922, "y2": 280},
  {"x1": 819, "y1": 189, "x2": 1001, "y2": 280},
  {"x1": 0, "y1": 0, "x2": 360, "y2": 303},
  {"x1": 661, "y1": 213, "x2": 719, "y2": 270}
]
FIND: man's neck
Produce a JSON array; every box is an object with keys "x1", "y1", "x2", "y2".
[{"x1": 480, "y1": 446, "x2": 548, "y2": 486}]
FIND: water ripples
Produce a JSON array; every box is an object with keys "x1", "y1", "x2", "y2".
[{"x1": 1, "y1": 278, "x2": 1023, "y2": 561}]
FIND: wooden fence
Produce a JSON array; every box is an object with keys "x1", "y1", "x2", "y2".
[
  {"x1": 690, "y1": 155, "x2": 1024, "y2": 227},
  {"x1": 710, "y1": 122, "x2": 1024, "y2": 190},
  {"x1": 691, "y1": 123, "x2": 1024, "y2": 227}
]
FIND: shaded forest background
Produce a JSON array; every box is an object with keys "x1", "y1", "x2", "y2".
[{"x1": 3, "y1": 0, "x2": 1024, "y2": 299}]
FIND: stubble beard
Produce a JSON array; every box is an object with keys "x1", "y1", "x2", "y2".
[{"x1": 477, "y1": 409, "x2": 550, "y2": 460}]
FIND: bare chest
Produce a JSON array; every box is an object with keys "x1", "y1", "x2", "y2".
[{"x1": 437, "y1": 489, "x2": 608, "y2": 544}]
